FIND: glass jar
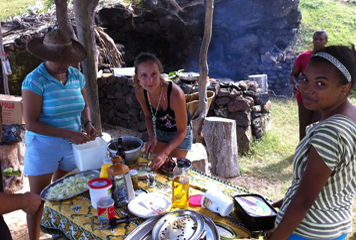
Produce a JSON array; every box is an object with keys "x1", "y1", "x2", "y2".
[{"x1": 172, "y1": 161, "x2": 189, "y2": 209}]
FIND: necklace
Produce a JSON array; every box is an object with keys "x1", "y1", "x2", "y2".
[{"x1": 147, "y1": 81, "x2": 163, "y2": 139}]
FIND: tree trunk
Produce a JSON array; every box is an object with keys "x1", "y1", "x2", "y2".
[
  {"x1": 55, "y1": 0, "x2": 77, "y2": 40},
  {"x1": 192, "y1": 0, "x2": 214, "y2": 142},
  {"x1": 87, "y1": 0, "x2": 99, "y2": 70},
  {"x1": 55, "y1": 0, "x2": 80, "y2": 69},
  {"x1": 202, "y1": 117, "x2": 240, "y2": 178},
  {"x1": 0, "y1": 26, "x2": 10, "y2": 95},
  {"x1": 73, "y1": 0, "x2": 102, "y2": 134}
]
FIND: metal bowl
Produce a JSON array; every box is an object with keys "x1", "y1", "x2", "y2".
[{"x1": 107, "y1": 136, "x2": 143, "y2": 166}]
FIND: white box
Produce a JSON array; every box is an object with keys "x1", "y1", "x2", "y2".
[{"x1": 72, "y1": 137, "x2": 107, "y2": 171}]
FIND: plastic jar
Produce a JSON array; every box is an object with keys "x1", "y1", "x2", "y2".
[
  {"x1": 200, "y1": 189, "x2": 234, "y2": 217},
  {"x1": 130, "y1": 169, "x2": 138, "y2": 190},
  {"x1": 88, "y1": 178, "x2": 112, "y2": 209}
]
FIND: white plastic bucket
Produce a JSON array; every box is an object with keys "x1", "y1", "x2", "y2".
[
  {"x1": 72, "y1": 137, "x2": 107, "y2": 171},
  {"x1": 87, "y1": 178, "x2": 112, "y2": 209}
]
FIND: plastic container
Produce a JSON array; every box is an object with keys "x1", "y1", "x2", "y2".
[
  {"x1": 87, "y1": 178, "x2": 112, "y2": 209},
  {"x1": 233, "y1": 194, "x2": 277, "y2": 231},
  {"x1": 201, "y1": 189, "x2": 234, "y2": 217},
  {"x1": 172, "y1": 161, "x2": 189, "y2": 209},
  {"x1": 130, "y1": 169, "x2": 138, "y2": 190},
  {"x1": 72, "y1": 137, "x2": 107, "y2": 171},
  {"x1": 100, "y1": 163, "x2": 112, "y2": 178},
  {"x1": 97, "y1": 197, "x2": 115, "y2": 221}
]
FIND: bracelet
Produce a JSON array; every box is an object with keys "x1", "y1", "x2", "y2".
[{"x1": 84, "y1": 120, "x2": 94, "y2": 128}]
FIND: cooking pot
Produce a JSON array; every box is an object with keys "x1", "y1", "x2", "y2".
[{"x1": 107, "y1": 137, "x2": 143, "y2": 166}]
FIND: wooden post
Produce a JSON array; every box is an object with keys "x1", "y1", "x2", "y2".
[
  {"x1": 192, "y1": 0, "x2": 214, "y2": 143},
  {"x1": 73, "y1": 0, "x2": 102, "y2": 134},
  {"x1": 202, "y1": 117, "x2": 240, "y2": 178},
  {"x1": 0, "y1": 25, "x2": 10, "y2": 95}
]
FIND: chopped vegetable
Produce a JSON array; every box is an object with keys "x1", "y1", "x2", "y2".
[{"x1": 45, "y1": 174, "x2": 93, "y2": 200}]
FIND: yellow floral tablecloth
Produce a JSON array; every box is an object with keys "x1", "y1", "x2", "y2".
[{"x1": 40, "y1": 157, "x2": 265, "y2": 240}]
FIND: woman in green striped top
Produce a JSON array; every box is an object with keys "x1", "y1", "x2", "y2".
[{"x1": 270, "y1": 46, "x2": 356, "y2": 240}]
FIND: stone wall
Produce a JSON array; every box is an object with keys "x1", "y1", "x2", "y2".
[
  {"x1": 98, "y1": 74, "x2": 271, "y2": 154},
  {"x1": 97, "y1": 0, "x2": 301, "y2": 97}
]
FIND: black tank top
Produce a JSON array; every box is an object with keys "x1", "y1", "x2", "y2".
[{"x1": 144, "y1": 81, "x2": 191, "y2": 133}]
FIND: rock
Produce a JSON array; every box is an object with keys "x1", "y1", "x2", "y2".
[
  {"x1": 214, "y1": 106, "x2": 230, "y2": 118},
  {"x1": 262, "y1": 100, "x2": 272, "y2": 113},
  {"x1": 228, "y1": 95, "x2": 254, "y2": 112},
  {"x1": 236, "y1": 126, "x2": 253, "y2": 155},
  {"x1": 229, "y1": 109, "x2": 251, "y2": 128},
  {"x1": 186, "y1": 143, "x2": 209, "y2": 174},
  {"x1": 215, "y1": 96, "x2": 231, "y2": 106}
]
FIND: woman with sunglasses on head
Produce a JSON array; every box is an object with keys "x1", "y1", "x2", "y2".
[{"x1": 270, "y1": 45, "x2": 356, "y2": 240}]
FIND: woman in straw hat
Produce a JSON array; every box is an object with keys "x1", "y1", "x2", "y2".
[
  {"x1": 22, "y1": 29, "x2": 97, "y2": 240},
  {"x1": 134, "y1": 52, "x2": 192, "y2": 171}
]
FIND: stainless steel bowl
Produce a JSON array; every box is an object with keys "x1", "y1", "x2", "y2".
[{"x1": 107, "y1": 137, "x2": 143, "y2": 165}]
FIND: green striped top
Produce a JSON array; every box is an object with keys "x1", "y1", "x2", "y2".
[{"x1": 275, "y1": 114, "x2": 356, "y2": 239}]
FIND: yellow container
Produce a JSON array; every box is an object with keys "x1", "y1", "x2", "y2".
[{"x1": 100, "y1": 163, "x2": 113, "y2": 178}]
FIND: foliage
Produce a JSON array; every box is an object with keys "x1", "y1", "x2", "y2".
[
  {"x1": 168, "y1": 69, "x2": 184, "y2": 82},
  {"x1": 2, "y1": 167, "x2": 21, "y2": 177}
]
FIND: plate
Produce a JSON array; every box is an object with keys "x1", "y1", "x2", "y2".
[
  {"x1": 152, "y1": 209, "x2": 205, "y2": 240},
  {"x1": 40, "y1": 170, "x2": 100, "y2": 201},
  {"x1": 128, "y1": 192, "x2": 172, "y2": 218},
  {"x1": 160, "y1": 157, "x2": 192, "y2": 175}
]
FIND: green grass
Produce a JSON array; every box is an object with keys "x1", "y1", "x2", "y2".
[
  {"x1": 0, "y1": 0, "x2": 53, "y2": 21},
  {"x1": 295, "y1": 0, "x2": 356, "y2": 51}
]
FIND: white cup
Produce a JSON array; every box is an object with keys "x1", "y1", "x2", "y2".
[
  {"x1": 201, "y1": 189, "x2": 234, "y2": 217},
  {"x1": 87, "y1": 178, "x2": 112, "y2": 209}
]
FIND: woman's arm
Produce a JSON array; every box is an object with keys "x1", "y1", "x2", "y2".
[
  {"x1": 269, "y1": 146, "x2": 332, "y2": 240},
  {"x1": 0, "y1": 192, "x2": 42, "y2": 215},
  {"x1": 135, "y1": 86, "x2": 156, "y2": 156},
  {"x1": 290, "y1": 65, "x2": 301, "y2": 95},
  {"x1": 149, "y1": 84, "x2": 188, "y2": 170},
  {"x1": 80, "y1": 87, "x2": 97, "y2": 137},
  {"x1": 22, "y1": 89, "x2": 89, "y2": 144}
]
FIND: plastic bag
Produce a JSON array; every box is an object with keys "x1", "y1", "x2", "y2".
[{"x1": 1, "y1": 124, "x2": 25, "y2": 145}]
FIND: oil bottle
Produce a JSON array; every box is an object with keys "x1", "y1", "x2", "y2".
[{"x1": 172, "y1": 161, "x2": 189, "y2": 209}]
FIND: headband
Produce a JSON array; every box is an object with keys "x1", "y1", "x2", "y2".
[{"x1": 314, "y1": 52, "x2": 351, "y2": 83}]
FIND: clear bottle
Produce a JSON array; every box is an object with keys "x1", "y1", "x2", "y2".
[
  {"x1": 172, "y1": 161, "x2": 189, "y2": 209},
  {"x1": 116, "y1": 138, "x2": 126, "y2": 162}
]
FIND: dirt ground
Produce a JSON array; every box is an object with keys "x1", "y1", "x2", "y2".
[{"x1": 3, "y1": 123, "x2": 272, "y2": 240}]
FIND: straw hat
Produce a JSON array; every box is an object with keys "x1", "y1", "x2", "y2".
[{"x1": 27, "y1": 29, "x2": 87, "y2": 63}]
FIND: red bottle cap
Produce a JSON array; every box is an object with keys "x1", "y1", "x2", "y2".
[{"x1": 189, "y1": 194, "x2": 203, "y2": 207}]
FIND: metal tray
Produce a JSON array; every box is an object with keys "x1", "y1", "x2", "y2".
[
  {"x1": 160, "y1": 157, "x2": 192, "y2": 175},
  {"x1": 178, "y1": 72, "x2": 199, "y2": 82},
  {"x1": 125, "y1": 211, "x2": 219, "y2": 240},
  {"x1": 40, "y1": 170, "x2": 100, "y2": 201},
  {"x1": 152, "y1": 209, "x2": 205, "y2": 240}
]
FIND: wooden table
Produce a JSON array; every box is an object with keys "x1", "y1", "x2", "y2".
[{"x1": 40, "y1": 157, "x2": 263, "y2": 240}]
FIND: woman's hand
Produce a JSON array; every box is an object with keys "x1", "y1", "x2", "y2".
[
  {"x1": 145, "y1": 138, "x2": 157, "y2": 158},
  {"x1": 69, "y1": 131, "x2": 90, "y2": 145},
  {"x1": 272, "y1": 199, "x2": 284, "y2": 209},
  {"x1": 149, "y1": 152, "x2": 168, "y2": 171},
  {"x1": 293, "y1": 82, "x2": 300, "y2": 95},
  {"x1": 85, "y1": 122, "x2": 97, "y2": 137}
]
